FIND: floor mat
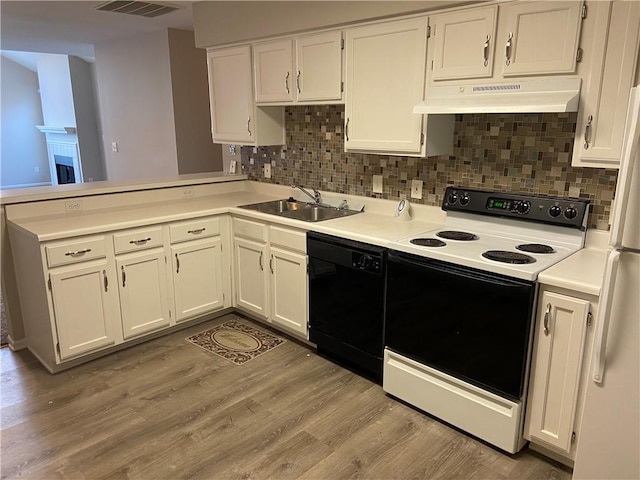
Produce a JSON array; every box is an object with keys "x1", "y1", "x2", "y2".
[{"x1": 186, "y1": 319, "x2": 286, "y2": 365}]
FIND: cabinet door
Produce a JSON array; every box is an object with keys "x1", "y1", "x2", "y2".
[
  {"x1": 50, "y1": 260, "x2": 117, "y2": 360},
  {"x1": 573, "y1": 1, "x2": 640, "y2": 168},
  {"x1": 526, "y1": 291, "x2": 590, "y2": 453},
  {"x1": 296, "y1": 30, "x2": 343, "y2": 102},
  {"x1": 254, "y1": 39, "x2": 294, "y2": 103},
  {"x1": 207, "y1": 46, "x2": 255, "y2": 143},
  {"x1": 117, "y1": 250, "x2": 170, "y2": 340},
  {"x1": 345, "y1": 17, "x2": 427, "y2": 155},
  {"x1": 499, "y1": 1, "x2": 583, "y2": 77},
  {"x1": 269, "y1": 246, "x2": 308, "y2": 338},
  {"x1": 172, "y1": 238, "x2": 224, "y2": 323},
  {"x1": 234, "y1": 237, "x2": 269, "y2": 318},
  {"x1": 430, "y1": 6, "x2": 497, "y2": 81}
]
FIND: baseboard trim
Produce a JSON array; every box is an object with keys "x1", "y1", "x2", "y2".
[{"x1": 8, "y1": 335, "x2": 27, "y2": 351}]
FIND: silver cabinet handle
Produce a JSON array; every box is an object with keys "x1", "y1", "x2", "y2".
[
  {"x1": 187, "y1": 228, "x2": 206, "y2": 235},
  {"x1": 121, "y1": 265, "x2": 126, "y2": 288},
  {"x1": 584, "y1": 115, "x2": 593, "y2": 149},
  {"x1": 247, "y1": 116, "x2": 252, "y2": 136},
  {"x1": 285, "y1": 71, "x2": 290, "y2": 94},
  {"x1": 269, "y1": 254, "x2": 274, "y2": 274},
  {"x1": 65, "y1": 248, "x2": 91, "y2": 257},
  {"x1": 259, "y1": 251, "x2": 264, "y2": 271},
  {"x1": 543, "y1": 303, "x2": 552, "y2": 336},
  {"x1": 129, "y1": 237, "x2": 151, "y2": 245},
  {"x1": 296, "y1": 71, "x2": 301, "y2": 94},
  {"x1": 484, "y1": 34, "x2": 491, "y2": 67},
  {"x1": 175, "y1": 253, "x2": 180, "y2": 274},
  {"x1": 505, "y1": 32, "x2": 513, "y2": 66},
  {"x1": 103, "y1": 270, "x2": 108, "y2": 292},
  {"x1": 345, "y1": 118, "x2": 350, "y2": 142}
]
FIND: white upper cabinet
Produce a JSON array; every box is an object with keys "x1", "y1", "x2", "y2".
[
  {"x1": 572, "y1": 0, "x2": 640, "y2": 168},
  {"x1": 498, "y1": 1, "x2": 584, "y2": 77},
  {"x1": 345, "y1": 17, "x2": 429, "y2": 156},
  {"x1": 430, "y1": 6, "x2": 498, "y2": 81},
  {"x1": 207, "y1": 45, "x2": 285, "y2": 146},
  {"x1": 296, "y1": 31, "x2": 343, "y2": 102},
  {"x1": 254, "y1": 31, "x2": 343, "y2": 104},
  {"x1": 254, "y1": 39, "x2": 294, "y2": 103}
]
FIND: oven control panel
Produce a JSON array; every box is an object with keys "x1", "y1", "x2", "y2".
[{"x1": 443, "y1": 187, "x2": 590, "y2": 229}]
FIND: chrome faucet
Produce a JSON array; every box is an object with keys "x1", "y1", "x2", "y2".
[{"x1": 292, "y1": 184, "x2": 322, "y2": 204}]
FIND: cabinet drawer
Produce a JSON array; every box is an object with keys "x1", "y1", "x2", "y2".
[
  {"x1": 170, "y1": 217, "x2": 220, "y2": 244},
  {"x1": 269, "y1": 225, "x2": 306, "y2": 253},
  {"x1": 233, "y1": 217, "x2": 267, "y2": 242},
  {"x1": 113, "y1": 227, "x2": 163, "y2": 254},
  {"x1": 46, "y1": 236, "x2": 107, "y2": 268}
]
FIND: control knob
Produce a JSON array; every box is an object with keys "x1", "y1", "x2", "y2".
[
  {"x1": 516, "y1": 201, "x2": 531, "y2": 214},
  {"x1": 564, "y1": 206, "x2": 578, "y2": 220},
  {"x1": 549, "y1": 205, "x2": 562, "y2": 218},
  {"x1": 447, "y1": 192, "x2": 458, "y2": 204},
  {"x1": 459, "y1": 193, "x2": 470, "y2": 206},
  {"x1": 358, "y1": 254, "x2": 373, "y2": 269}
]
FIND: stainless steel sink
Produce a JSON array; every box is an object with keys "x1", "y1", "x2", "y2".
[{"x1": 238, "y1": 199, "x2": 361, "y2": 222}]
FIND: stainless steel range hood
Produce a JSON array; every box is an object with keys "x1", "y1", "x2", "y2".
[{"x1": 414, "y1": 78, "x2": 582, "y2": 114}]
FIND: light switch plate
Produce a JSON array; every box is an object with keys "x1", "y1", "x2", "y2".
[
  {"x1": 372, "y1": 175, "x2": 383, "y2": 193},
  {"x1": 264, "y1": 163, "x2": 271, "y2": 179},
  {"x1": 411, "y1": 179, "x2": 423, "y2": 199}
]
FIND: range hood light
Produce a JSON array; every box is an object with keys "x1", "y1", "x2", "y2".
[{"x1": 414, "y1": 78, "x2": 582, "y2": 114}]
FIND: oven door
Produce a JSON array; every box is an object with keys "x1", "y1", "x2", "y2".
[{"x1": 385, "y1": 250, "x2": 536, "y2": 400}]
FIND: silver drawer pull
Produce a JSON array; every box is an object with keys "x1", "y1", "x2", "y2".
[
  {"x1": 103, "y1": 270, "x2": 109, "y2": 292},
  {"x1": 584, "y1": 115, "x2": 593, "y2": 149},
  {"x1": 483, "y1": 34, "x2": 491, "y2": 67},
  {"x1": 505, "y1": 32, "x2": 513, "y2": 66},
  {"x1": 187, "y1": 228, "x2": 206, "y2": 235},
  {"x1": 129, "y1": 237, "x2": 151, "y2": 245},
  {"x1": 65, "y1": 248, "x2": 91, "y2": 257}
]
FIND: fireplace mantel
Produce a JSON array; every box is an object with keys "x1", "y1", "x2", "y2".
[{"x1": 35, "y1": 126, "x2": 76, "y2": 135}]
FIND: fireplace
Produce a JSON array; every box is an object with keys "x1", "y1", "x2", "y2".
[{"x1": 36, "y1": 126, "x2": 83, "y2": 185}]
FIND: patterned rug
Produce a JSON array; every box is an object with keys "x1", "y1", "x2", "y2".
[{"x1": 186, "y1": 319, "x2": 286, "y2": 365}]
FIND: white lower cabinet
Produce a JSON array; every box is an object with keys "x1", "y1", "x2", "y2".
[
  {"x1": 232, "y1": 217, "x2": 308, "y2": 339},
  {"x1": 172, "y1": 238, "x2": 224, "y2": 322},
  {"x1": 525, "y1": 288, "x2": 596, "y2": 460},
  {"x1": 116, "y1": 249, "x2": 170, "y2": 339},
  {"x1": 49, "y1": 259, "x2": 118, "y2": 360},
  {"x1": 170, "y1": 216, "x2": 228, "y2": 323}
]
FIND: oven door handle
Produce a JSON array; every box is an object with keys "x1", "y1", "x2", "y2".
[{"x1": 389, "y1": 252, "x2": 530, "y2": 288}]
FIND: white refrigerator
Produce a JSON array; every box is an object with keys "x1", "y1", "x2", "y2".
[{"x1": 573, "y1": 87, "x2": 640, "y2": 479}]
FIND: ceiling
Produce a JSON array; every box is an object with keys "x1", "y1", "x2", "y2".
[{"x1": 0, "y1": 1, "x2": 195, "y2": 69}]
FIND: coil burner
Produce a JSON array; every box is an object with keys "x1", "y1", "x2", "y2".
[
  {"x1": 482, "y1": 250, "x2": 536, "y2": 264},
  {"x1": 410, "y1": 238, "x2": 447, "y2": 247}
]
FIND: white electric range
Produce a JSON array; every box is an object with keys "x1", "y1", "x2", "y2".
[{"x1": 383, "y1": 187, "x2": 591, "y2": 454}]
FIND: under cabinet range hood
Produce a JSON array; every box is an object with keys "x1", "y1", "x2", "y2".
[{"x1": 414, "y1": 78, "x2": 582, "y2": 114}]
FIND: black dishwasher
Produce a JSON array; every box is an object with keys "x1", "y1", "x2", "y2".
[{"x1": 307, "y1": 232, "x2": 386, "y2": 382}]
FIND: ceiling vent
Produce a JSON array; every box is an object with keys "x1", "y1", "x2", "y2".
[{"x1": 95, "y1": 1, "x2": 181, "y2": 18}]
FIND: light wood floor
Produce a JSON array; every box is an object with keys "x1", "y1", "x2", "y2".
[{"x1": 1, "y1": 314, "x2": 572, "y2": 480}]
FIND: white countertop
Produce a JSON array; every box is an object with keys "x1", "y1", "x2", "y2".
[
  {"x1": 538, "y1": 248, "x2": 607, "y2": 296},
  {"x1": 0, "y1": 172, "x2": 247, "y2": 205},
  {"x1": 6, "y1": 178, "x2": 607, "y2": 297}
]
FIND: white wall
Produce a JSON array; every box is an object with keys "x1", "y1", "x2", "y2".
[
  {"x1": 193, "y1": 1, "x2": 473, "y2": 47},
  {"x1": 36, "y1": 54, "x2": 76, "y2": 126},
  {"x1": 168, "y1": 28, "x2": 223, "y2": 174},
  {"x1": 0, "y1": 56, "x2": 50, "y2": 188},
  {"x1": 95, "y1": 29, "x2": 178, "y2": 181},
  {"x1": 69, "y1": 57, "x2": 105, "y2": 182}
]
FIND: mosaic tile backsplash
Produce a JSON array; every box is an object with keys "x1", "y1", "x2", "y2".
[{"x1": 240, "y1": 106, "x2": 618, "y2": 230}]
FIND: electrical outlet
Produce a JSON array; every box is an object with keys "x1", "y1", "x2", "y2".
[
  {"x1": 111, "y1": 142, "x2": 118, "y2": 152},
  {"x1": 372, "y1": 175, "x2": 383, "y2": 194},
  {"x1": 411, "y1": 179, "x2": 423, "y2": 199},
  {"x1": 229, "y1": 160, "x2": 237, "y2": 174},
  {"x1": 264, "y1": 163, "x2": 272, "y2": 179},
  {"x1": 65, "y1": 200, "x2": 83, "y2": 212}
]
